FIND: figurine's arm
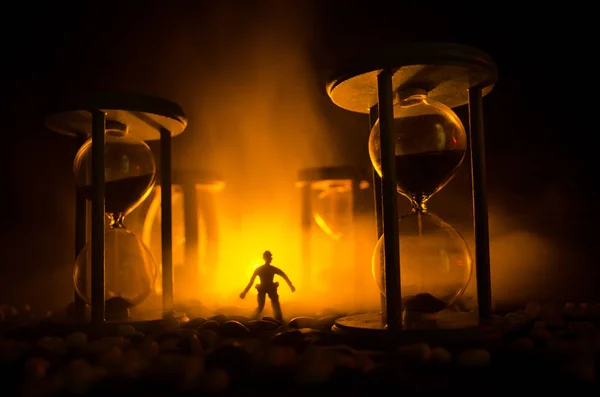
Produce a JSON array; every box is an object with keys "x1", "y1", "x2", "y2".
[
  {"x1": 240, "y1": 270, "x2": 257, "y2": 298},
  {"x1": 275, "y1": 268, "x2": 295, "y2": 292}
]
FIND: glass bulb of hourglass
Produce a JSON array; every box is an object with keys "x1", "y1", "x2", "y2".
[
  {"x1": 312, "y1": 180, "x2": 353, "y2": 241},
  {"x1": 372, "y1": 211, "x2": 472, "y2": 311},
  {"x1": 72, "y1": 120, "x2": 158, "y2": 321},
  {"x1": 368, "y1": 89, "x2": 467, "y2": 203},
  {"x1": 368, "y1": 89, "x2": 471, "y2": 313}
]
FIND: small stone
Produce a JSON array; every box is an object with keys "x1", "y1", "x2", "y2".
[
  {"x1": 37, "y1": 336, "x2": 67, "y2": 354},
  {"x1": 563, "y1": 302, "x2": 585, "y2": 318},
  {"x1": 457, "y1": 349, "x2": 491, "y2": 367},
  {"x1": 209, "y1": 314, "x2": 228, "y2": 324},
  {"x1": 269, "y1": 330, "x2": 306, "y2": 351},
  {"x1": 126, "y1": 331, "x2": 146, "y2": 344},
  {"x1": 568, "y1": 321, "x2": 595, "y2": 337},
  {"x1": 262, "y1": 345, "x2": 297, "y2": 367},
  {"x1": 318, "y1": 315, "x2": 342, "y2": 330},
  {"x1": 529, "y1": 321, "x2": 551, "y2": 340},
  {"x1": 524, "y1": 301, "x2": 542, "y2": 318},
  {"x1": 97, "y1": 345, "x2": 123, "y2": 368},
  {"x1": 141, "y1": 340, "x2": 160, "y2": 359},
  {"x1": 560, "y1": 358, "x2": 595, "y2": 382},
  {"x1": 180, "y1": 357, "x2": 204, "y2": 390},
  {"x1": 118, "y1": 349, "x2": 145, "y2": 378},
  {"x1": 23, "y1": 357, "x2": 51, "y2": 378},
  {"x1": 429, "y1": 346, "x2": 452, "y2": 364},
  {"x1": 62, "y1": 359, "x2": 93, "y2": 394},
  {"x1": 288, "y1": 317, "x2": 320, "y2": 329},
  {"x1": 397, "y1": 343, "x2": 431, "y2": 364},
  {"x1": 198, "y1": 320, "x2": 220, "y2": 332},
  {"x1": 583, "y1": 303, "x2": 600, "y2": 319},
  {"x1": 198, "y1": 330, "x2": 219, "y2": 350},
  {"x1": 159, "y1": 338, "x2": 180, "y2": 353},
  {"x1": 66, "y1": 332, "x2": 88, "y2": 349},
  {"x1": 205, "y1": 344, "x2": 252, "y2": 380},
  {"x1": 219, "y1": 320, "x2": 251, "y2": 338},
  {"x1": 203, "y1": 368, "x2": 229, "y2": 392},
  {"x1": 161, "y1": 317, "x2": 180, "y2": 332},
  {"x1": 295, "y1": 346, "x2": 335, "y2": 383},
  {"x1": 179, "y1": 334, "x2": 204, "y2": 356},
  {"x1": 117, "y1": 324, "x2": 137, "y2": 336},
  {"x1": 186, "y1": 317, "x2": 207, "y2": 329},
  {"x1": 262, "y1": 316, "x2": 283, "y2": 325},
  {"x1": 511, "y1": 337, "x2": 535, "y2": 354},
  {"x1": 248, "y1": 320, "x2": 280, "y2": 331}
]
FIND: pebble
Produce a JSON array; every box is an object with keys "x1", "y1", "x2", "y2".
[
  {"x1": 397, "y1": 342, "x2": 431, "y2": 364},
  {"x1": 203, "y1": 368, "x2": 229, "y2": 392},
  {"x1": 198, "y1": 330, "x2": 219, "y2": 350},
  {"x1": 288, "y1": 316, "x2": 321, "y2": 329},
  {"x1": 23, "y1": 357, "x2": 51, "y2": 378},
  {"x1": 65, "y1": 332, "x2": 88, "y2": 349},
  {"x1": 457, "y1": 349, "x2": 491, "y2": 367},
  {"x1": 117, "y1": 324, "x2": 137, "y2": 336},
  {"x1": 248, "y1": 319, "x2": 280, "y2": 331},
  {"x1": 161, "y1": 317, "x2": 180, "y2": 332},
  {"x1": 186, "y1": 317, "x2": 207, "y2": 329},
  {"x1": 295, "y1": 346, "x2": 336, "y2": 383},
  {"x1": 269, "y1": 330, "x2": 306, "y2": 351},
  {"x1": 198, "y1": 320, "x2": 220, "y2": 333},
  {"x1": 262, "y1": 345, "x2": 297, "y2": 367},
  {"x1": 510, "y1": 337, "x2": 535, "y2": 354},
  {"x1": 429, "y1": 346, "x2": 452, "y2": 364},
  {"x1": 219, "y1": 320, "x2": 251, "y2": 338}
]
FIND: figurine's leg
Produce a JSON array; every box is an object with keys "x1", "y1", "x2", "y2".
[
  {"x1": 253, "y1": 291, "x2": 266, "y2": 319},
  {"x1": 268, "y1": 290, "x2": 283, "y2": 323}
]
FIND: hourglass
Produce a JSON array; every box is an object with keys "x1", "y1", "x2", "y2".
[
  {"x1": 72, "y1": 120, "x2": 158, "y2": 321},
  {"x1": 137, "y1": 170, "x2": 224, "y2": 301},
  {"x1": 45, "y1": 92, "x2": 187, "y2": 325},
  {"x1": 326, "y1": 43, "x2": 498, "y2": 337},
  {"x1": 369, "y1": 89, "x2": 472, "y2": 318},
  {"x1": 296, "y1": 166, "x2": 371, "y2": 303}
]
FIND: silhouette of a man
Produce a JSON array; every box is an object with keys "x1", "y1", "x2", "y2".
[{"x1": 239, "y1": 250, "x2": 295, "y2": 322}]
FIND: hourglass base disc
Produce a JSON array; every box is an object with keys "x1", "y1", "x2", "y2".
[
  {"x1": 326, "y1": 42, "x2": 498, "y2": 113},
  {"x1": 332, "y1": 312, "x2": 501, "y2": 348},
  {"x1": 44, "y1": 91, "x2": 187, "y2": 141}
]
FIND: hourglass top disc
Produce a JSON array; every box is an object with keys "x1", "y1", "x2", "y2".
[
  {"x1": 326, "y1": 42, "x2": 498, "y2": 114},
  {"x1": 44, "y1": 92, "x2": 187, "y2": 141}
]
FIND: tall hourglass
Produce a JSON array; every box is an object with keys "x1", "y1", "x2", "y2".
[
  {"x1": 369, "y1": 89, "x2": 473, "y2": 318},
  {"x1": 73, "y1": 120, "x2": 158, "y2": 321}
]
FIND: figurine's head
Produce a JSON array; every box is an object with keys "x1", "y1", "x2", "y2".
[{"x1": 263, "y1": 250, "x2": 273, "y2": 264}]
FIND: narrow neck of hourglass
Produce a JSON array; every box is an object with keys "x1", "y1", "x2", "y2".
[
  {"x1": 410, "y1": 196, "x2": 428, "y2": 213},
  {"x1": 108, "y1": 213, "x2": 126, "y2": 228}
]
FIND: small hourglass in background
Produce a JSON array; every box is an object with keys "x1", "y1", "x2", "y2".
[
  {"x1": 72, "y1": 120, "x2": 158, "y2": 322},
  {"x1": 369, "y1": 89, "x2": 473, "y2": 320}
]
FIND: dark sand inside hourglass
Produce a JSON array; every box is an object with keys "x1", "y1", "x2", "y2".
[
  {"x1": 105, "y1": 296, "x2": 135, "y2": 322},
  {"x1": 80, "y1": 174, "x2": 154, "y2": 215},
  {"x1": 395, "y1": 150, "x2": 464, "y2": 198}
]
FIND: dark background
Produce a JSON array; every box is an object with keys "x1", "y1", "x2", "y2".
[{"x1": 1, "y1": 1, "x2": 596, "y2": 310}]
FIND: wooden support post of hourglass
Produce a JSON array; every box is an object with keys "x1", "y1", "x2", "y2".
[
  {"x1": 377, "y1": 69, "x2": 402, "y2": 330},
  {"x1": 90, "y1": 110, "x2": 106, "y2": 326},
  {"x1": 160, "y1": 127, "x2": 174, "y2": 317},
  {"x1": 468, "y1": 86, "x2": 493, "y2": 322},
  {"x1": 369, "y1": 103, "x2": 387, "y2": 325},
  {"x1": 300, "y1": 184, "x2": 312, "y2": 291},
  {"x1": 182, "y1": 181, "x2": 199, "y2": 292}
]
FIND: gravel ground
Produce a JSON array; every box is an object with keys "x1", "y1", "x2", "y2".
[{"x1": 1, "y1": 302, "x2": 599, "y2": 396}]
